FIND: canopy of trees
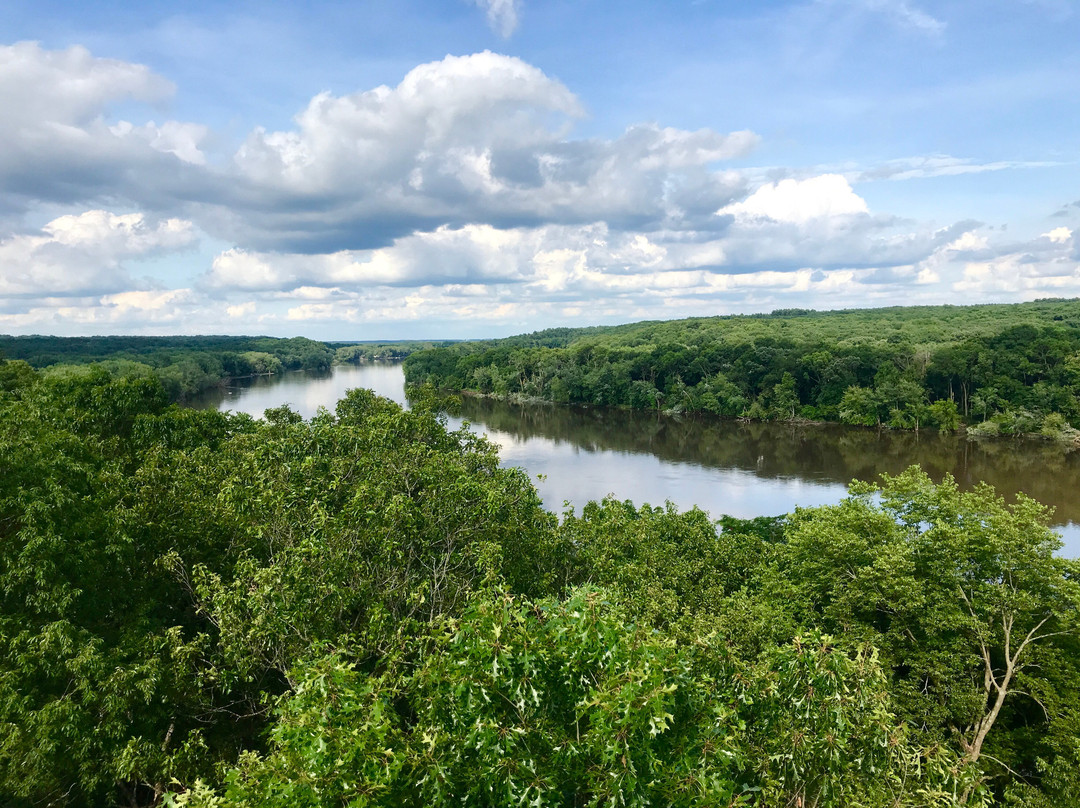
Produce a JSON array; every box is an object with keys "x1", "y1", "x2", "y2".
[
  {"x1": 331, "y1": 340, "x2": 459, "y2": 364},
  {"x1": 2, "y1": 355, "x2": 1080, "y2": 807},
  {"x1": 404, "y1": 300, "x2": 1080, "y2": 442},
  {"x1": 0, "y1": 335, "x2": 337, "y2": 401}
]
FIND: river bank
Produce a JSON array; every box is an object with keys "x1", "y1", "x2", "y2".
[{"x1": 443, "y1": 386, "x2": 1080, "y2": 450}]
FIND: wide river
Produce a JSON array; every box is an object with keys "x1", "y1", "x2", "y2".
[{"x1": 193, "y1": 363, "x2": 1080, "y2": 556}]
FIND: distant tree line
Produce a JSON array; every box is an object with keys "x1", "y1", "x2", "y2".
[
  {"x1": 404, "y1": 300, "x2": 1080, "y2": 442},
  {"x1": 331, "y1": 339, "x2": 459, "y2": 364},
  {"x1": 0, "y1": 335, "x2": 335, "y2": 400}
]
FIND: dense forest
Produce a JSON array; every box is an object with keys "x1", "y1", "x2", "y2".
[
  {"x1": 0, "y1": 335, "x2": 337, "y2": 400},
  {"x1": 403, "y1": 300, "x2": 1080, "y2": 442},
  {"x1": 2, "y1": 355, "x2": 1080, "y2": 807},
  {"x1": 331, "y1": 339, "x2": 459, "y2": 364}
]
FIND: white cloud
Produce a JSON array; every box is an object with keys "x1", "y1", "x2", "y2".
[
  {"x1": 0, "y1": 41, "x2": 171, "y2": 128},
  {"x1": 825, "y1": 0, "x2": 945, "y2": 35},
  {"x1": 222, "y1": 51, "x2": 756, "y2": 250},
  {"x1": 233, "y1": 51, "x2": 584, "y2": 191},
  {"x1": 953, "y1": 256, "x2": 1080, "y2": 295},
  {"x1": 0, "y1": 210, "x2": 196, "y2": 297},
  {"x1": 43, "y1": 210, "x2": 195, "y2": 253},
  {"x1": 109, "y1": 120, "x2": 210, "y2": 165},
  {"x1": 471, "y1": 0, "x2": 522, "y2": 37},
  {"x1": 0, "y1": 45, "x2": 757, "y2": 254},
  {"x1": 105, "y1": 288, "x2": 196, "y2": 313},
  {"x1": 197, "y1": 210, "x2": 986, "y2": 327},
  {"x1": 0, "y1": 42, "x2": 208, "y2": 209},
  {"x1": 183, "y1": 195, "x2": 1080, "y2": 336},
  {"x1": 953, "y1": 229, "x2": 1080, "y2": 296},
  {"x1": 718, "y1": 174, "x2": 869, "y2": 225},
  {"x1": 226, "y1": 301, "x2": 256, "y2": 318},
  {"x1": 0, "y1": 288, "x2": 201, "y2": 332},
  {"x1": 856, "y1": 154, "x2": 1059, "y2": 182},
  {"x1": 943, "y1": 231, "x2": 989, "y2": 252},
  {"x1": 4, "y1": 43, "x2": 1077, "y2": 337}
]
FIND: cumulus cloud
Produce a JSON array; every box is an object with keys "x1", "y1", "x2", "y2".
[
  {"x1": 0, "y1": 210, "x2": 196, "y2": 297},
  {"x1": 471, "y1": 0, "x2": 522, "y2": 37},
  {"x1": 718, "y1": 174, "x2": 869, "y2": 224},
  {"x1": 224, "y1": 51, "x2": 757, "y2": 250},
  {"x1": 187, "y1": 200, "x2": 1080, "y2": 336},
  {"x1": 199, "y1": 211, "x2": 978, "y2": 310},
  {"x1": 6, "y1": 42, "x2": 1077, "y2": 337},
  {"x1": 951, "y1": 226, "x2": 1080, "y2": 296},
  {"x1": 0, "y1": 42, "x2": 764, "y2": 263},
  {"x1": 0, "y1": 41, "x2": 170, "y2": 127},
  {"x1": 1, "y1": 44, "x2": 758, "y2": 254},
  {"x1": 1044, "y1": 226, "x2": 1073, "y2": 244},
  {"x1": 0, "y1": 288, "x2": 213, "y2": 334},
  {"x1": 0, "y1": 42, "x2": 209, "y2": 213}
]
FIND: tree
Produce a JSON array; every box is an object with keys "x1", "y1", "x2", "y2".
[
  {"x1": 838, "y1": 385, "x2": 881, "y2": 426},
  {"x1": 772, "y1": 371, "x2": 800, "y2": 420},
  {"x1": 970, "y1": 388, "x2": 999, "y2": 422},
  {"x1": 0, "y1": 374, "x2": 564, "y2": 806},
  {"x1": 928, "y1": 399, "x2": 961, "y2": 432},
  {"x1": 172, "y1": 589, "x2": 980, "y2": 808},
  {"x1": 775, "y1": 467, "x2": 1080, "y2": 796}
]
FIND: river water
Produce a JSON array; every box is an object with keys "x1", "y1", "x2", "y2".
[{"x1": 192, "y1": 363, "x2": 1080, "y2": 555}]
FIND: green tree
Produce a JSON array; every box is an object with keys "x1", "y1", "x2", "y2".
[
  {"x1": 175, "y1": 589, "x2": 979, "y2": 808},
  {"x1": 839, "y1": 385, "x2": 882, "y2": 426},
  {"x1": 928, "y1": 399, "x2": 961, "y2": 432},
  {"x1": 775, "y1": 467, "x2": 1080, "y2": 798},
  {"x1": 772, "y1": 371, "x2": 800, "y2": 420}
]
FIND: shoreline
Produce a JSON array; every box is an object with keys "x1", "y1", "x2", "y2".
[{"x1": 431, "y1": 386, "x2": 1080, "y2": 450}]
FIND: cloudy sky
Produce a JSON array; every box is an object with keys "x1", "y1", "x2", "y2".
[{"x1": 1, "y1": 0, "x2": 1078, "y2": 339}]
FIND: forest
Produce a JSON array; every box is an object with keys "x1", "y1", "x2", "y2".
[
  {"x1": 0, "y1": 335, "x2": 336, "y2": 401},
  {"x1": 403, "y1": 299, "x2": 1080, "y2": 442},
  {"x1": 331, "y1": 339, "x2": 459, "y2": 364},
  {"x1": 2, "y1": 353, "x2": 1080, "y2": 807}
]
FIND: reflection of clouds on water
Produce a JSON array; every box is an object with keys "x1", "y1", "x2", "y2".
[
  {"x1": 447, "y1": 424, "x2": 853, "y2": 520},
  {"x1": 197, "y1": 363, "x2": 1080, "y2": 558},
  {"x1": 193, "y1": 363, "x2": 409, "y2": 418}
]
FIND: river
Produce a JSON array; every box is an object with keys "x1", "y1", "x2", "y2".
[{"x1": 192, "y1": 363, "x2": 1080, "y2": 555}]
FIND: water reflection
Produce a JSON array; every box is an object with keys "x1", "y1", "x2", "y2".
[
  {"x1": 192, "y1": 363, "x2": 410, "y2": 415},
  {"x1": 453, "y1": 395, "x2": 1080, "y2": 526},
  {"x1": 192, "y1": 363, "x2": 1080, "y2": 555}
]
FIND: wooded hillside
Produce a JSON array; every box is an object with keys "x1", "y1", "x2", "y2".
[{"x1": 404, "y1": 300, "x2": 1080, "y2": 440}]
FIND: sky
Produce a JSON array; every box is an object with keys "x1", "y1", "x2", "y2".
[{"x1": 1, "y1": 0, "x2": 1078, "y2": 340}]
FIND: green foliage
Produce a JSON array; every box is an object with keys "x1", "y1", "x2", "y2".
[
  {"x1": 0, "y1": 334, "x2": 335, "y2": 401},
  {"x1": 0, "y1": 364, "x2": 241, "y2": 806},
  {"x1": 0, "y1": 362, "x2": 557, "y2": 806},
  {"x1": 775, "y1": 468, "x2": 1080, "y2": 799},
  {"x1": 404, "y1": 299, "x2": 1080, "y2": 435},
  {"x1": 558, "y1": 499, "x2": 785, "y2": 653},
  {"x1": 0, "y1": 358, "x2": 36, "y2": 393},
  {"x1": 928, "y1": 398, "x2": 961, "y2": 432},
  {"x1": 189, "y1": 386, "x2": 561, "y2": 679},
  {"x1": 839, "y1": 385, "x2": 882, "y2": 426},
  {"x1": 332, "y1": 339, "x2": 458, "y2": 363},
  {"x1": 2, "y1": 354, "x2": 1077, "y2": 806},
  {"x1": 183, "y1": 590, "x2": 980, "y2": 808}
]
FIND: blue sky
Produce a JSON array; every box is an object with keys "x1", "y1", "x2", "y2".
[{"x1": 1, "y1": 0, "x2": 1077, "y2": 338}]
